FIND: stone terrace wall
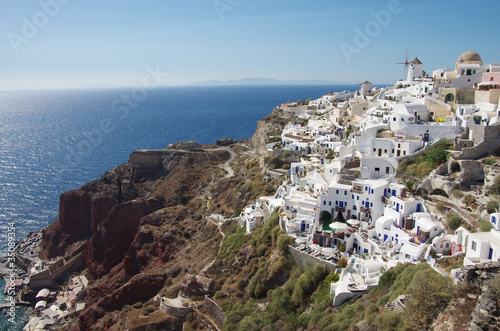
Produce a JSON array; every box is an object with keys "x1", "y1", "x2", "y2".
[
  {"x1": 289, "y1": 246, "x2": 337, "y2": 272},
  {"x1": 458, "y1": 125, "x2": 500, "y2": 160},
  {"x1": 203, "y1": 296, "x2": 225, "y2": 329}
]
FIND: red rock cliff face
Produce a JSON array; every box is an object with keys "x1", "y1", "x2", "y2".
[
  {"x1": 42, "y1": 189, "x2": 119, "y2": 258},
  {"x1": 40, "y1": 148, "x2": 243, "y2": 330},
  {"x1": 85, "y1": 198, "x2": 163, "y2": 279}
]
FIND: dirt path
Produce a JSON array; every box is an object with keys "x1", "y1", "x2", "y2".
[
  {"x1": 205, "y1": 147, "x2": 236, "y2": 178},
  {"x1": 200, "y1": 217, "x2": 225, "y2": 273}
]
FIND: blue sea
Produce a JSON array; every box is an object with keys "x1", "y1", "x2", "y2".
[{"x1": 0, "y1": 84, "x2": 359, "y2": 329}]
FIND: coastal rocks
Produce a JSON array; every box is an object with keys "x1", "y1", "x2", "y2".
[
  {"x1": 168, "y1": 140, "x2": 203, "y2": 151},
  {"x1": 57, "y1": 189, "x2": 93, "y2": 240},
  {"x1": 41, "y1": 189, "x2": 93, "y2": 258},
  {"x1": 90, "y1": 193, "x2": 118, "y2": 234},
  {"x1": 86, "y1": 198, "x2": 163, "y2": 279},
  {"x1": 216, "y1": 138, "x2": 235, "y2": 146}
]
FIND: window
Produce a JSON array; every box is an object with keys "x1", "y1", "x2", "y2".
[
  {"x1": 323, "y1": 201, "x2": 326, "y2": 205},
  {"x1": 471, "y1": 241, "x2": 477, "y2": 251},
  {"x1": 329, "y1": 201, "x2": 331, "y2": 206},
  {"x1": 446, "y1": 243, "x2": 449, "y2": 248},
  {"x1": 352, "y1": 195, "x2": 354, "y2": 199},
  {"x1": 344, "y1": 191, "x2": 347, "y2": 195},
  {"x1": 393, "y1": 117, "x2": 396, "y2": 121},
  {"x1": 375, "y1": 167, "x2": 380, "y2": 172},
  {"x1": 373, "y1": 148, "x2": 376, "y2": 152},
  {"x1": 336, "y1": 190, "x2": 339, "y2": 194},
  {"x1": 370, "y1": 202, "x2": 373, "y2": 207},
  {"x1": 386, "y1": 167, "x2": 390, "y2": 173},
  {"x1": 357, "y1": 196, "x2": 359, "y2": 200},
  {"x1": 392, "y1": 149, "x2": 395, "y2": 154},
  {"x1": 335, "y1": 201, "x2": 338, "y2": 205}
]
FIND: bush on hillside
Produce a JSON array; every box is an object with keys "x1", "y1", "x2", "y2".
[
  {"x1": 446, "y1": 213, "x2": 463, "y2": 231},
  {"x1": 487, "y1": 200, "x2": 499, "y2": 214},
  {"x1": 405, "y1": 268, "x2": 453, "y2": 329},
  {"x1": 479, "y1": 220, "x2": 494, "y2": 232}
]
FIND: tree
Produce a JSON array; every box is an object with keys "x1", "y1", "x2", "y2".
[
  {"x1": 404, "y1": 268, "x2": 453, "y2": 329},
  {"x1": 425, "y1": 141, "x2": 449, "y2": 166},
  {"x1": 401, "y1": 179, "x2": 414, "y2": 193}
]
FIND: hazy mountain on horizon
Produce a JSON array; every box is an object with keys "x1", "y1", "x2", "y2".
[{"x1": 188, "y1": 77, "x2": 353, "y2": 86}]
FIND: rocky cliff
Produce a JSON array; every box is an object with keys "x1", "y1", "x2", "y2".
[
  {"x1": 251, "y1": 108, "x2": 290, "y2": 154},
  {"x1": 38, "y1": 144, "x2": 260, "y2": 330}
]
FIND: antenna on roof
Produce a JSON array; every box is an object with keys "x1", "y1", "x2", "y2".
[{"x1": 396, "y1": 48, "x2": 410, "y2": 81}]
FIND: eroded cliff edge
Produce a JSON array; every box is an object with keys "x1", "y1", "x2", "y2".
[{"x1": 36, "y1": 107, "x2": 291, "y2": 329}]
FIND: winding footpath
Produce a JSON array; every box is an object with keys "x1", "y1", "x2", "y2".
[
  {"x1": 205, "y1": 147, "x2": 236, "y2": 178},
  {"x1": 200, "y1": 217, "x2": 226, "y2": 273}
]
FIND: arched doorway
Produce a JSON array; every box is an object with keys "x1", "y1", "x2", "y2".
[
  {"x1": 431, "y1": 189, "x2": 449, "y2": 198},
  {"x1": 445, "y1": 93, "x2": 455, "y2": 103},
  {"x1": 320, "y1": 211, "x2": 332, "y2": 230}
]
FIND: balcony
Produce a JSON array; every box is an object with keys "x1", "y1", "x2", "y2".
[
  {"x1": 381, "y1": 196, "x2": 389, "y2": 205},
  {"x1": 336, "y1": 206, "x2": 346, "y2": 212},
  {"x1": 360, "y1": 206, "x2": 371, "y2": 214}
]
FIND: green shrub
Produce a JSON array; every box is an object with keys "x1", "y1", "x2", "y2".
[
  {"x1": 405, "y1": 268, "x2": 453, "y2": 329},
  {"x1": 416, "y1": 161, "x2": 433, "y2": 178},
  {"x1": 397, "y1": 158, "x2": 412, "y2": 174},
  {"x1": 487, "y1": 200, "x2": 499, "y2": 214},
  {"x1": 435, "y1": 202, "x2": 445, "y2": 213},
  {"x1": 291, "y1": 264, "x2": 328, "y2": 306},
  {"x1": 405, "y1": 164, "x2": 418, "y2": 176},
  {"x1": 451, "y1": 189, "x2": 464, "y2": 199},
  {"x1": 479, "y1": 220, "x2": 494, "y2": 232},
  {"x1": 220, "y1": 228, "x2": 247, "y2": 258},
  {"x1": 484, "y1": 157, "x2": 496, "y2": 166},
  {"x1": 337, "y1": 258, "x2": 347, "y2": 268},
  {"x1": 132, "y1": 302, "x2": 143, "y2": 309},
  {"x1": 374, "y1": 311, "x2": 406, "y2": 331},
  {"x1": 446, "y1": 213, "x2": 463, "y2": 230},
  {"x1": 490, "y1": 176, "x2": 500, "y2": 195},
  {"x1": 276, "y1": 234, "x2": 295, "y2": 254},
  {"x1": 214, "y1": 291, "x2": 225, "y2": 299}
]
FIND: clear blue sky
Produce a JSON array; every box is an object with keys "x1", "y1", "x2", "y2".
[{"x1": 1, "y1": 0, "x2": 499, "y2": 91}]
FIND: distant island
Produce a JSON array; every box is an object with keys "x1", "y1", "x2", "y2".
[{"x1": 188, "y1": 77, "x2": 352, "y2": 86}]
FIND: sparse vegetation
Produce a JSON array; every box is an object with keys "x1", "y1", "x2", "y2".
[
  {"x1": 487, "y1": 200, "x2": 499, "y2": 214},
  {"x1": 490, "y1": 175, "x2": 500, "y2": 195},
  {"x1": 484, "y1": 157, "x2": 497, "y2": 166},
  {"x1": 397, "y1": 139, "x2": 450, "y2": 178},
  {"x1": 479, "y1": 219, "x2": 494, "y2": 232},
  {"x1": 436, "y1": 202, "x2": 446, "y2": 213},
  {"x1": 404, "y1": 268, "x2": 453, "y2": 329},
  {"x1": 446, "y1": 212, "x2": 464, "y2": 230}
]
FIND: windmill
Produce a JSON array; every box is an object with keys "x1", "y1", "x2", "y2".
[{"x1": 396, "y1": 48, "x2": 410, "y2": 81}]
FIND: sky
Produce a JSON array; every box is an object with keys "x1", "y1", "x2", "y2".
[{"x1": 1, "y1": 0, "x2": 499, "y2": 91}]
